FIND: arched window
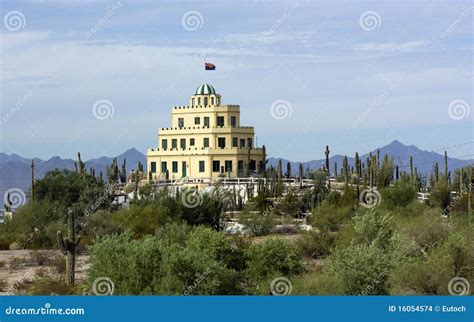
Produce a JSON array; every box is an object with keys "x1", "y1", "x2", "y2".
[
  {"x1": 191, "y1": 98, "x2": 195, "y2": 106},
  {"x1": 197, "y1": 97, "x2": 201, "y2": 105},
  {"x1": 211, "y1": 97, "x2": 214, "y2": 105},
  {"x1": 204, "y1": 97, "x2": 208, "y2": 106}
]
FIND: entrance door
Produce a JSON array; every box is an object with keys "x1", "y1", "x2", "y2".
[{"x1": 182, "y1": 161, "x2": 187, "y2": 177}]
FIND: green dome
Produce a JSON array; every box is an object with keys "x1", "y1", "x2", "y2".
[{"x1": 195, "y1": 83, "x2": 216, "y2": 95}]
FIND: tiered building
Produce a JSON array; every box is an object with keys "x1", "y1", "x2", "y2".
[{"x1": 147, "y1": 84, "x2": 265, "y2": 180}]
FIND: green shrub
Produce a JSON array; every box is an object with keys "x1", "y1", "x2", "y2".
[
  {"x1": 245, "y1": 238, "x2": 303, "y2": 282},
  {"x1": 381, "y1": 181, "x2": 417, "y2": 209},
  {"x1": 430, "y1": 179, "x2": 452, "y2": 211},
  {"x1": 308, "y1": 205, "x2": 355, "y2": 233},
  {"x1": 295, "y1": 230, "x2": 333, "y2": 259},
  {"x1": 389, "y1": 233, "x2": 473, "y2": 295},
  {"x1": 353, "y1": 209, "x2": 394, "y2": 249},
  {"x1": 14, "y1": 271, "x2": 78, "y2": 295},
  {"x1": 292, "y1": 270, "x2": 345, "y2": 295},
  {"x1": 88, "y1": 225, "x2": 243, "y2": 295},
  {"x1": 396, "y1": 211, "x2": 451, "y2": 253},
  {"x1": 238, "y1": 210, "x2": 275, "y2": 236},
  {"x1": 324, "y1": 244, "x2": 393, "y2": 295}
]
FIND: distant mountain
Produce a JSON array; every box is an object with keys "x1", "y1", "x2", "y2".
[
  {"x1": 1, "y1": 141, "x2": 472, "y2": 209},
  {"x1": 0, "y1": 148, "x2": 146, "y2": 208},
  {"x1": 268, "y1": 140, "x2": 473, "y2": 176}
]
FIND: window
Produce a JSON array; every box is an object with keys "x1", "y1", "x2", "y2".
[
  {"x1": 199, "y1": 161, "x2": 205, "y2": 172},
  {"x1": 172, "y1": 139, "x2": 177, "y2": 149},
  {"x1": 172, "y1": 161, "x2": 178, "y2": 173},
  {"x1": 217, "y1": 116, "x2": 224, "y2": 127},
  {"x1": 203, "y1": 137, "x2": 209, "y2": 148},
  {"x1": 178, "y1": 118, "x2": 184, "y2": 128},
  {"x1": 247, "y1": 138, "x2": 253, "y2": 148},
  {"x1": 161, "y1": 139, "x2": 167, "y2": 150},
  {"x1": 238, "y1": 160, "x2": 244, "y2": 173},
  {"x1": 190, "y1": 138, "x2": 195, "y2": 146},
  {"x1": 194, "y1": 117, "x2": 200, "y2": 125},
  {"x1": 211, "y1": 97, "x2": 214, "y2": 105},
  {"x1": 198, "y1": 97, "x2": 201, "y2": 105},
  {"x1": 231, "y1": 116, "x2": 237, "y2": 127},
  {"x1": 204, "y1": 117, "x2": 210, "y2": 127},
  {"x1": 232, "y1": 137, "x2": 238, "y2": 148},
  {"x1": 225, "y1": 160, "x2": 232, "y2": 172},
  {"x1": 218, "y1": 137, "x2": 226, "y2": 149},
  {"x1": 212, "y1": 160, "x2": 220, "y2": 172},
  {"x1": 240, "y1": 139, "x2": 245, "y2": 148},
  {"x1": 161, "y1": 161, "x2": 167, "y2": 173},
  {"x1": 150, "y1": 162, "x2": 156, "y2": 173},
  {"x1": 180, "y1": 138, "x2": 186, "y2": 150},
  {"x1": 204, "y1": 97, "x2": 208, "y2": 106}
]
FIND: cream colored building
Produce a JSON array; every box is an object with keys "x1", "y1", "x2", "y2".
[{"x1": 147, "y1": 84, "x2": 265, "y2": 180}]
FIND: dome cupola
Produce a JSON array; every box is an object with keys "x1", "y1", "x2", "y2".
[
  {"x1": 190, "y1": 83, "x2": 220, "y2": 107},
  {"x1": 195, "y1": 83, "x2": 216, "y2": 95}
]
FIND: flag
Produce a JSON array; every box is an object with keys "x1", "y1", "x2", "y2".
[{"x1": 205, "y1": 62, "x2": 216, "y2": 70}]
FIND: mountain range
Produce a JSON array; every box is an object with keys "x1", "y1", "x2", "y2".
[{"x1": 1, "y1": 140, "x2": 472, "y2": 208}]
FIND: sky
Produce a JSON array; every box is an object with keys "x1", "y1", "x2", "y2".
[{"x1": 0, "y1": 0, "x2": 473, "y2": 162}]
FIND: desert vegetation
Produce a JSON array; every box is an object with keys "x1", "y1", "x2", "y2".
[{"x1": 0, "y1": 151, "x2": 472, "y2": 295}]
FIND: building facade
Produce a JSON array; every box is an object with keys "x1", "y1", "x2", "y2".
[{"x1": 147, "y1": 84, "x2": 265, "y2": 180}]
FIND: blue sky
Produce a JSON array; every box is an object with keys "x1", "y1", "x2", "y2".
[{"x1": 0, "y1": 0, "x2": 472, "y2": 162}]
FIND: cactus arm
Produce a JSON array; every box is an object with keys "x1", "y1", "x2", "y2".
[{"x1": 57, "y1": 231, "x2": 67, "y2": 254}]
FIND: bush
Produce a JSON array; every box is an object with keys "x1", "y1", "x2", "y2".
[
  {"x1": 353, "y1": 209, "x2": 394, "y2": 249},
  {"x1": 238, "y1": 210, "x2": 275, "y2": 237},
  {"x1": 295, "y1": 231, "x2": 333, "y2": 259},
  {"x1": 28, "y1": 250, "x2": 50, "y2": 266},
  {"x1": 324, "y1": 244, "x2": 393, "y2": 295},
  {"x1": 389, "y1": 233, "x2": 473, "y2": 295},
  {"x1": 430, "y1": 179, "x2": 452, "y2": 211},
  {"x1": 396, "y1": 211, "x2": 451, "y2": 253},
  {"x1": 292, "y1": 270, "x2": 345, "y2": 295},
  {"x1": 14, "y1": 270, "x2": 78, "y2": 295},
  {"x1": 245, "y1": 238, "x2": 303, "y2": 282},
  {"x1": 48, "y1": 254, "x2": 67, "y2": 275},
  {"x1": 308, "y1": 205, "x2": 355, "y2": 233},
  {"x1": 88, "y1": 226, "x2": 243, "y2": 295},
  {"x1": 381, "y1": 181, "x2": 417, "y2": 209}
]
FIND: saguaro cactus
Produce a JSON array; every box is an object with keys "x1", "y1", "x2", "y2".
[
  {"x1": 57, "y1": 209, "x2": 80, "y2": 285},
  {"x1": 324, "y1": 145, "x2": 330, "y2": 173},
  {"x1": 444, "y1": 151, "x2": 448, "y2": 178},
  {"x1": 75, "y1": 152, "x2": 85, "y2": 175}
]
